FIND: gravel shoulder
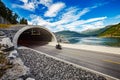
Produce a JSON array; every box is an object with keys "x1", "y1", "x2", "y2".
[{"x1": 18, "y1": 48, "x2": 107, "y2": 80}]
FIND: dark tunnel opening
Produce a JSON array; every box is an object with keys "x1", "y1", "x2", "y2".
[{"x1": 18, "y1": 28, "x2": 53, "y2": 47}]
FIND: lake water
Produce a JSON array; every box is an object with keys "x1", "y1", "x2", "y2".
[{"x1": 68, "y1": 37, "x2": 120, "y2": 47}]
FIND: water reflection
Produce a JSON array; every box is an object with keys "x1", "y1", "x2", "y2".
[{"x1": 68, "y1": 37, "x2": 120, "y2": 47}]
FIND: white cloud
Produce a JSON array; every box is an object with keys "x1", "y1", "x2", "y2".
[
  {"x1": 62, "y1": 16, "x2": 107, "y2": 29},
  {"x1": 28, "y1": 13, "x2": 107, "y2": 32},
  {"x1": 13, "y1": 0, "x2": 53, "y2": 11},
  {"x1": 50, "y1": 4, "x2": 103, "y2": 26},
  {"x1": 66, "y1": 20, "x2": 106, "y2": 32},
  {"x1": 81, "y1": 17, "x2": 107, "y2": 24},
  {"x1": 28, "y1": 3, "x2": 107, "y2": 32},
  {"x1": 78, "y1": 8, "x2": 90, "y2": 17},
  {"x1": 20, "y1": 0, "x2": 28, "y2": 3},
  {"x1": 15, "y1": 2, "x2": 35, "y2": 11},
  {"x1": 29, "y1": 14, "x2": 51, "y2": 26},
  {"x1": 50, "y1": 7, "x2": 90, "y2": 26},
  {"x1": 51, "y1": 7, "x2": 79, "y2": 25},
  {"x1": 80, "y1": 21, "x2": 105, "y2": 31},
  {"x1": 23, "y1": 2, "x2": 35, "y2": 10},
  {"x1": 44, "y1": 2, "x2": 65, "y2": 17},
  {"x1": 115, "y1": 15, "x2": 120, "y2": 19},
  {"x1": 13, "y1": 0, "x2": 38, "y2": 11},
  {"x1": 39, "y1": 0, "x2": 53, "y2": 7},
  {"x1": 61, "y1": 17, "x2": 106, "y2": 32}
]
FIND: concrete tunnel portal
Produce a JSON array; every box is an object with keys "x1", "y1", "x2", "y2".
[{"x1": 13, "y1": 26, "x2": 57, "y2": 48}]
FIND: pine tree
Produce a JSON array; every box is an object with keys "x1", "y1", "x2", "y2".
[{"x1": 20, "y1": 18, "x2": 28, "y2": 25}]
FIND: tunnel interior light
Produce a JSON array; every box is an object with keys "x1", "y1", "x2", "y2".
[{"x1": 31, "y1": 29, "x2": 41, "y2": 35}]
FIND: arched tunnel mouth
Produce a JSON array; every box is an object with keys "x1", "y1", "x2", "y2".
[{"x1": 17, "y1": 28, "x2": 53, "y2": 47}]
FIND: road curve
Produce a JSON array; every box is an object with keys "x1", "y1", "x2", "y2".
[{"x1": 28, "y1": 45, "x2": 120, "y2": 79}]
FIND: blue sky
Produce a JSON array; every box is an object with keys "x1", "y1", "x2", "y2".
[{"x1": 2, "y1": 0, "x2": 120, "y2": 32}]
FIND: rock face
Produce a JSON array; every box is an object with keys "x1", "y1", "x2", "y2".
[
  {"x1": 8, "y1": 50, "x2": 19, "y2": 59},
  {"x1": 1, "y1": 59, "x2": 29, "y2": 80},
  {"x1": 0, "y1": 31, "x2": 5, "y2": 36},
  {"x1": 26, "y1": 77, "x2": 35, "y2": 80},
  {"x1": 1, "y1": 37, "x2": 13, "y2": 47},
  {"x1": 18, "y1": 48, "x2": 107, "y2": 80},
  {"x1": 0, "y1": 37, "x2": 35, "y2": 80},
  {"x1": 0, "y1": 16, "x2": 10, "y2": 24}
]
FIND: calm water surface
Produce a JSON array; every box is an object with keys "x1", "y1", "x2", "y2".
[{"x1": 68, "y1": 37, "x2": 120, "y2": 47}]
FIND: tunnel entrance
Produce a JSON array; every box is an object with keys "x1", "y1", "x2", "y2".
[{"x1": 17, "y1": 28, "x2": 53, "y2": 47}]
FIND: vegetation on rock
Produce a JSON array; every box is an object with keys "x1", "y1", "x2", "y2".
[
  {"x1": 81, "y1": 27, "x2": 109, "y2": 36},
  {"x1": 99, "y1": 23, "x2": 120, "y2": 37},
  {"x1": 0, "y1": 24, "x2": 13, "y2": 28},
  {"x1": 20, "y1": 18, "x2": 28, "y2": 25}
]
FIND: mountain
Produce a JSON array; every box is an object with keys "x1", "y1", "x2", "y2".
[
  {"x1": 99, "y1": 23, "x2": 120, "y2": 37},
  {"x1": 81, "y1": 26, "x2": 111, "y2": 36},
  {"x1": 55, "y1": 30, "x2": 88, "y2": 38},
  {"x1": 55, "y1": 30, "x2": 88, "y2": 43}
]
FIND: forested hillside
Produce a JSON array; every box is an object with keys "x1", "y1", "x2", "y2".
[
  {"x1": 0, "y1": 0, "x2": 27, "y2": 24},
  {"x1": 99, "y1": 23, "x2": 120, "y2": 37}
]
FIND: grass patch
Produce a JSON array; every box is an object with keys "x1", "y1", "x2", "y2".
[{"x1": 0, "y1": 24, "x2": 13, "y2": 28}]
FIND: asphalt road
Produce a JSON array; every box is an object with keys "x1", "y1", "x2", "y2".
[{"x1": 28, "y1": 44, "x2": 120, "y2": 79}]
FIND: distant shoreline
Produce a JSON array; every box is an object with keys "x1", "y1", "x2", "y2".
[{"x1": 99, "y1": 36, "x2": 120, "y2": 38}]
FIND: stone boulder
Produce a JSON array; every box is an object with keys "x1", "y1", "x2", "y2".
[
  {"x1": 1, "y1": 37, "x2": 13, "y2": 48},
  {"x1": 26, "y1": 77, "x2": 35, "y2": 80},
  {"x1": 0, "y1": 37, "x2": 14, "y2": 52},
  {"x1": 1, "y1": 58, "x2": 30, "y2": 80},
  {"x1": 8, "y1": 50, "x2": 19, "y2": 59}
]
